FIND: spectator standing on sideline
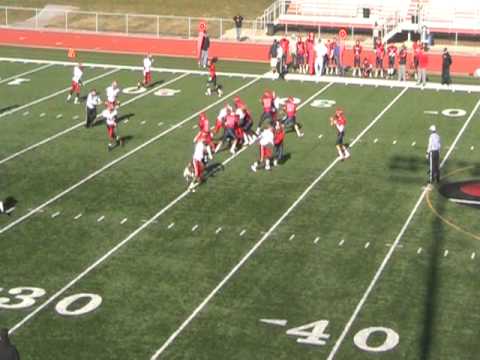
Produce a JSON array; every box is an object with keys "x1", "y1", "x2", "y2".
[
  {"x1": 233, "y1": 15, "x2": 244, "y2": 41},
  {"x1": 417, "y1": 44, "x2": 428, "y2": 87},
  {"x1": 276, "y1": 43, "x2": 285, "y2": 79},
  {"x1": 398, "y1": 44, "x2": 407, "y2": 81},
  {"x1": 200, "y1": 32, "x2": 210, "y2": 68},
  {"x1": 289, "y1": 34, "x2": 297, "y2": 70},
  {"x1": 441, "y1": 48, "x2": 452, "y2": 85},
  {"x1": 314, "y1": 38, "x2": 327, "y2": 78},
  {"x1": 269, "y1": 39, "x2": 278, "y2": 76},
  {"x1": 426, "y1": 125, "x2": 441, "y2": 185},
  {"x1": 0, "y1": 328, "x2": 20, "y2": 360}
]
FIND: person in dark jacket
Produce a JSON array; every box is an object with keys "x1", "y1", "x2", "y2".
[
  {"x1": 200, "y1": 33, "x2": 210, "y2": 68},
  {"x1": 441, "y1": 48, "x2": 452, "y2": 85},
  {"x1": 0, "y1": 328, "x2": 20, "y2": 360},
  {"x1": 233, "y1": 15, "x2": 244, "y2": 41}
]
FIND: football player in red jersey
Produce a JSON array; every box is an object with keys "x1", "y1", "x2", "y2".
[
  {"x1": 205, "y1": 57, "x2": 223, "y2": 97},
  {"x1": 374, "y1": 39, "x2": 385, "y2": 78},
  {"x1": 282, "y1": 96, "x2": 303, "y2": 137},
  {"x1": 194, "y1": 112, "x2": 214, "y2": 160},
  {"x1": 273, "y1": 121, "x2": 286, "y2": 166},
  {"x1": 352, "y1": 40, "x2": 362, "y2": 77},
  {"x1": 362, "y1": 57, "x2": 373, "y2": 78},
  {"x1": 386, "y1": 43, "x2": 398, "y2": 79},
  {"x1": 258, "y1": 90, "x2": 274, "y2": 133},
  {"x1": 234, "y1": 96, "x2": 256, "y2": 145},
  {"x1": 296, "y1": 36, "x2": 306, "y2": 74},
  {"x1": 215, "y1": 108, "x2": 238, "y2": 154},
  {"x1": 330, "y1": 108, "x2": 350, "y2": 160},
  {"x1": 412, "y1": 40, "x2": 421, "y2": 80}
]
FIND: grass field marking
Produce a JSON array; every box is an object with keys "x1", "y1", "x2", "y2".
[
  {"x1": 0, "y1": 72, "x2": 187, "y2": 165},
  {"x1": 443, "y1": 250, "x2": 449, "y2": 257},
  {"x1": 168, "y1": 222, "x2": 175, "y2": 229},
  {"x1": 74, "y1": 213, "x2": 82, "y2": 220},
  {"x1": 150, "y1": 88, "x2": 408, "y2": 359},
  {"x1": 472, "y1": 252, "x2": 476, "y2": 260},
  {"x1": 364, "y1": 242, "x2": 370, "y2": 249},
  {"x1": 289, "y1": 234, "x2": 295, "y2": 241},
  {"x1": 215, "y1": 227, "x2": 223, "y2": 234},
  {"x1": 338, "y1": 239, "x2": 345, "y2": 246},
  {"x1": 0, "y1": 77, "x2": 260, "y2": 237},
  {"x1": 191, "y1": 224, "x2": 199, "y2": 232},
  {"x1": 314, "y1": 236, "x2": 320, "y2": 244},
  {"x1": 121, "y1": 218, "x2": 128, "y2": 224},
  {"x1": 0, "y1": 68, "x2": 120, "y2": 121},
  {"x1": 326, "y1": 97, "x2": 480, "y2": 360},
  {"x1": 7, "y1": 133, "x2": 256, "y2": 336},
  {"x1": 417, "y1": 247, "x2": 423, "y2": 255},
  {"x1": 0, "y1": 63, "x2": 54, "y2": 84},
  {"x1": 97, "y1": 216, "x2": 105, "y2": 223},
  {"x1": 240, "y1": 229, "x2": 246, "y2": 236},
  {"x1": 51, "y1": 211, "x2": 60, "y2": 218}
]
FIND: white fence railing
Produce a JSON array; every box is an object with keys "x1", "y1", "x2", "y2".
[{"x1": 0, "y1": 6, "x2": 265, "y2": 40}]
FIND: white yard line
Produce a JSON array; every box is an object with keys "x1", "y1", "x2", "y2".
[
  {"x1": 7, "y1": 78, "x2": 327, "y2": 336},
  {"x1": 0, "y1": 63, "x2": 54, "y2": 84},
  {"x1": 0, "y1": 68, "x2": 120, "y2": 120},
  {"x1": 326, "y1": 97, "x2": 480, "y2": 360},
  {"x1": 0, "y1": 69, "x2": 185, "y2": 165},
  {"x1": 149, "y1": 87, "x2": 409, "y2": 359},
  {"x1": 1, "y1": 57, "x2": 480, "y2": 93},
  {"x1": 0, "y1": 77, "x2": 261, "y2": 236}
]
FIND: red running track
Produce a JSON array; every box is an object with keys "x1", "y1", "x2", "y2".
[{"x1": 0, "y1": 28, "x2": 478, "y2": 75}]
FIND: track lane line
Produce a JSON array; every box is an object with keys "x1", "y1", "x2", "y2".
[
  {"x1": 0, "y1": 76, "x2": 261, "y2": 236},
  {"x1": 7, "y1": 81, "x2": 332, "y2": 336},
  {"x1": 149, "y1": 87, "x2": 409, "y2": 359},
  {"x1": 326, "y1": 97, "x2": 480, "y2": 360},
  {"x1": 0, "y1": 72, "x2": 189, "y2": 165},
  {"x1": 0, "y1": 63, "x2": 54, "y2": 84}
]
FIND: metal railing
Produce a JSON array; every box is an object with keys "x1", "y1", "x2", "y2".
[{"x1": 0, "y1": 6, "x2": 265, "y2": 41}]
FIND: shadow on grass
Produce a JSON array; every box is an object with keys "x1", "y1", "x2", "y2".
[
  {"x1": 389, "y1": 155, "x2": 425, "y2": 172},
  {"x1": 0, "y1": 105, "x2": 19, "y2": 114},
  {"x1": 420, "y1": 190, "x2": 445, "y2": 359}
]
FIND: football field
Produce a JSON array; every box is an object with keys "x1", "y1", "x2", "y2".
[{"x1": 1, "y1": 46, "x2": 480, "y2": 360}]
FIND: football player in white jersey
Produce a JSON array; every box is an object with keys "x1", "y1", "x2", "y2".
[
  {"x1": 67, "y1": 63, "x2": 83, "y2": 104},
  {"x1": 138, "y1": 54, "x2": 154, "y2": 88},
  {"x1": 188, "y1": 140, "x2": 206, "y2": 191},
  {"x1": 106, "y1": 80, "x2": 120, "y2": 109},
  {"x1": 102, "y1": 105, "x2": 122, "y2": 150},
  {"x1": 251, "y1": 124, "x2": 274, "y2": 172}
]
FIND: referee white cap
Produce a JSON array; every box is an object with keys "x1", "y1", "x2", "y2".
[{"x1": 429, "y1": 125, "x2": 436, "y2": 132}]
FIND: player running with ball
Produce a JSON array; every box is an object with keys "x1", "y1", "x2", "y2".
[{"x1": 330, "y1": 108, "x2": 350, "y2": 160}]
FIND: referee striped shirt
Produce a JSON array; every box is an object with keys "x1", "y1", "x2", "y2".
[{"x1": 427, "y1": 133, "x2": 441, "y2": 152}]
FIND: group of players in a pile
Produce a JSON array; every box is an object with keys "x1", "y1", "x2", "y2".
[{"x1": 271, "y1": 33, "x2": 428, "y2": 81}]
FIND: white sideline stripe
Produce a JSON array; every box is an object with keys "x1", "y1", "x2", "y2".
[
  {"x1": 150, "y1": 87, "x2": 409, "y2": 360},
  {"x1": 0, "y1": 63, "x2": 53, "y2": 84},
  {"x1": 2, "y1": 57, "x2": 480, "y2": 93},
  {"x1": 7, "y1": 133, "x2": 256, "y2": 336},
  {"x1": 0, "y1": 72, "x2": 186, "y2": 165},
  {"x1": 449, "y1": 198, "x2": 480, "y2": 206},
  {"x1": 0, "y1": 77, "x2": 260, "y2": 236},
  {"x1": 0, "y1": 68, "x2": 120, "y2": 121},
  {"x1": 326, "y1": 97, "x2": 480, "y2": 360},
  {"x1": 7, "y1": 78, "x2": 325, "y2": 336}
]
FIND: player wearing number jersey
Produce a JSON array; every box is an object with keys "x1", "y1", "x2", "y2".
[
  {"x1": 258, "y1": 91, "x2": 274, "y2": 132},
  {"x1": 106, "y1": 81, "x2": 120, "y2": 109},
  {"x1": 205, "y1": 58, "x2": 223, "y2": 97},
  {"x1": 352, "y1": 40, "x2": 362, "y2": 77},
  {"x1": 102, "y1": 106, "x2": 122, "y2": 150},
  {"x1": 374, "y1": 40, "x2": 385, "y2": 78},
  {"x1": 138, "y1": 54, "x2": 154, "y2": 88},
  {"x1": 251, "y1": 124, "x2": 274, "y2": 172},
  {"x1": 67, "y1": 63, "x2": 83, "y2": 104},
  {"x1": 362, "y1": 57, "x2": 373, "y2": 78},
  {"x1": 214, "y1": 103, "x2": 231, "y2": 134},
  {"x1": 234, "y1": 96, "x2": 255, "y2": 145},
  {"x1": 330, "y1": 108, "x2": 350, "y2": 160},
  {"x1": 282, "y1": 96, "x2": 303, "y2": 137},
  {"x1": 194, "y1": 112, "x2": 214, "y2": 160},
  {"x1": 214, "y1": 109, "x2": 238, "y2": 154},
  {"x1": 188, "y1": 141, "x2": 206, "y2": 191},
  {"x1": 386, "y1": 44, "x2": 398, "y2": 79}
]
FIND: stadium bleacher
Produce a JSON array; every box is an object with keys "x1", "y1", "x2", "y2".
[{"x1": 272, "y1": 0, "x2": 479, "y2": 36}]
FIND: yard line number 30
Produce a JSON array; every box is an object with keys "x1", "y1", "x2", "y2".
[{"x1": 0, "y1": 287, "x2": 102, "y2": 316}]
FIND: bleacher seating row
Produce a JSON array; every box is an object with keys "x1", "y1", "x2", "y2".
[{"x1": 277, "y1": 0, "x2": 480, "y2": 35}]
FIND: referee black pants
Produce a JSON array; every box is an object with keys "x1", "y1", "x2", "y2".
[
  {"x1": 428, "y1": 150, "x2": 440, "y2": 183},
  {"x1": 86, "y1": 107, "x2": 97, "y2": 127}
]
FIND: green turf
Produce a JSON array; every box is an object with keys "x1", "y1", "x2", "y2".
[{"x1": 0, "y1": 49, "x2": 479, "y2": 360}]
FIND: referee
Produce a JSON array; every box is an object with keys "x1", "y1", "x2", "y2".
[
  {"x1": 85, "y1": 89, "x2": 101, "y2": 128},
  {"x1": 426, "y1": 125, "x2": 441, "y2": 184}
]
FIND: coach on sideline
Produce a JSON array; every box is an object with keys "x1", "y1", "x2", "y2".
[
  {"x1": 0, "y1": 328, "x2": 20, "y2": 360},
  {"x1": 85, "y1": 89, "x2": 101, "y2": 128},
  {"x1": 426, "y1": 125, "x2": 441, "y2": 184}
]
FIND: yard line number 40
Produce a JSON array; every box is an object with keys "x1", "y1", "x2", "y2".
[
  {"x1": 0, "y1": 287, "x2": 102, "y2": 316},
  {"x1": 283, "y1": 319, "x2": 399, "y2": 353}
]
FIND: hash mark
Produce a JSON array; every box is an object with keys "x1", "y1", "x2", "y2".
[
  {"x1": 240, "y1": 229, "x2": 246, "y2": 236},
  {"x1": 289, "y1": 234, "x2": 295, "y2": 241},
  {"x1": 141, "y1": 120, "x2": 146, "y2": 125},
  {"x1": 314, "y1": 236, "x2": 320, "y2": 244},
  {"x1": 472, "y1": 252, "x2": 476, "y2": 260},
  {"x1": 411, "y1": 141, "x2": 416, "y2": 147},
  {"x1": 120, "y1": 218, "x2": 128, "y2": 224},
  {"x1": 73, "y1": 115, "x2": 79, "y2": 120},
  {"x1": 23, "y1": 111, "x2": 29, "y2": 116},
  {"x1": 74, "y1": 213, "x2": 82, "y2": 220},
  {"x1": 168, "y1": 222, "x2": 175, "y2": 229},
  {"x1": 338, "y1": 239, "x2": 345, "y2": 246},
  {"x1": 40, "y1": 113, "x2": 46, "y2": 117},
  {"x1": 97, "y1": 215, "x2": 105, "y2": 222},
  {"x1": 56, "y1": 114, "x2": 63, "y2": 119},
  {"x1": 51, "y1": 211, "x2": 61, "y2": 218},
  {"x1": 318, "y1": 134, "x2": 323, "y2": 139},
  {"x1": 392, "y1": 140, "x2": 397, "y2": 145},
  {"x1": 373, "y1": 138, "x2": 378, "y2": 143},
  {"x1": 192, "y1": 224, "x2": 199, "y2": 232},
  {"x1": 471, "y1": 146, "x2": 475, "y2": 151},
  {"x1": 215, "y1": 227, "x2": 222, "y2": 234},
  {"x1": 364, "y1": 242, "x2": 370, "y2": 249},
  {"x1": 443, "y1": 250, "x2": 449, "y2": 257},
  {"x1": 158, "y1": 122, "x2": 163, "y2": 126},
  {"x1": 417, "y1": 247, "x2": 423, "y2": 255}
]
